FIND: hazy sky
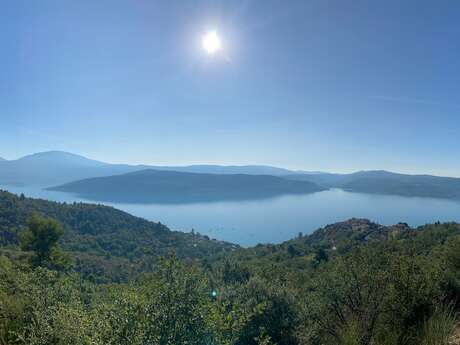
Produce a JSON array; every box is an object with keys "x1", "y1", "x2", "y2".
[{"x1": 1, "y1": 0, "x2": 459, "y2": 176}]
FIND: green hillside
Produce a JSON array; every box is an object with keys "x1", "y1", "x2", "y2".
[
  {"x1": 1, "y1": 192, "x2": 460, "y2": 344},
  {"x1": 0, "y1": 190, "x2": 236, "y2": 281}
]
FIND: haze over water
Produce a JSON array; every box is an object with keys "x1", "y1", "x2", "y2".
[{"x1": 2, "y1": 185, "x2": 460, "y2": 246}]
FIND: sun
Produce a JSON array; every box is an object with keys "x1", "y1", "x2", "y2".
[{"x1": 202, "y1": 31, "x2": 222, "y2": 55}]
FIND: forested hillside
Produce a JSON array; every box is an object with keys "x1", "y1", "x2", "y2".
[
  {"x1": 0, "y1": 190, "x2": 236, "y2": 282},
  {"x1": 1, "y1": 194, "x2": 460, "y2": 344}
]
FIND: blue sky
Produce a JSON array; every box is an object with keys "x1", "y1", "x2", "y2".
[{"x1": 1, "y1": 0, "x2": 459, "y2": 176}]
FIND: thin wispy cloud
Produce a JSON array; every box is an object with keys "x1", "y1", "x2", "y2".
[{"x1": 371, "y1": 96, "x2": 460, "y2": 109}]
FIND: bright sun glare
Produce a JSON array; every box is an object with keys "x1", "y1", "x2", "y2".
[{"x1": 202, "y1": 31, "x2": 221, "y2": 55}]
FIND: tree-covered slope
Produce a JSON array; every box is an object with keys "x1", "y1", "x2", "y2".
[
  {"x1": 214, "y1": 218, "x2": 460, "y2": 274},
  {"x1": 0, "y1": 190, "x2": 237, "y2": 281},
  {"x1": 2, "y1": 203, "x2": 460, "y2": 344}
]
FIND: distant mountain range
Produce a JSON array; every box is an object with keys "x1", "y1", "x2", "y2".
[
  {"x1": 0, "y1": 151, "x2": 313, "y2": 187},
  {"x1": 286, "y1": 170, "x2": 460, "y2": 199},
  {"x1": 2, "y1": 151, "x2": 460, "y2": 201},
  {"x1": 48, "y1": 169, "x2": 325, "y2": 203},
  {"x1": 0, "y1": 151, "x2": 138, "y2": 186}
]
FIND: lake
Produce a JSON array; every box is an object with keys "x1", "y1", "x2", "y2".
[{"x1": 2, "y1": 185, "x2": 460, "y2": 246}]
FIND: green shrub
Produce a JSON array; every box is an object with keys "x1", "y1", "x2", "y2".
[{"x1": 419, "y1": 304, "x2": 456, "y2": 345}]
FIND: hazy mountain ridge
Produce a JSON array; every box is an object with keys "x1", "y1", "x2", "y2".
[
  {"x1": 0, "y1": 151, "x2": 314, "y2": 187},
  {"x1": 2, "y1": 151, "x2": 460, "y2": 200},
  {"x1": 149, "y1": 164, "x2": 296, "y2": 175},
  {"x1": 0, "y1": 151, "x2": 142, "y2": 186},
  {"x1": 286, "y1": 170, "x2": 460, "y2": 199},
  {"x1": 48, "y1": 169, "x2": 326, "y2": 203}
]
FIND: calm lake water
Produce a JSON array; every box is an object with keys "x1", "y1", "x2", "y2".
[{"x1": 2, "y1": 185, "x2": 460, "y2": 246}]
